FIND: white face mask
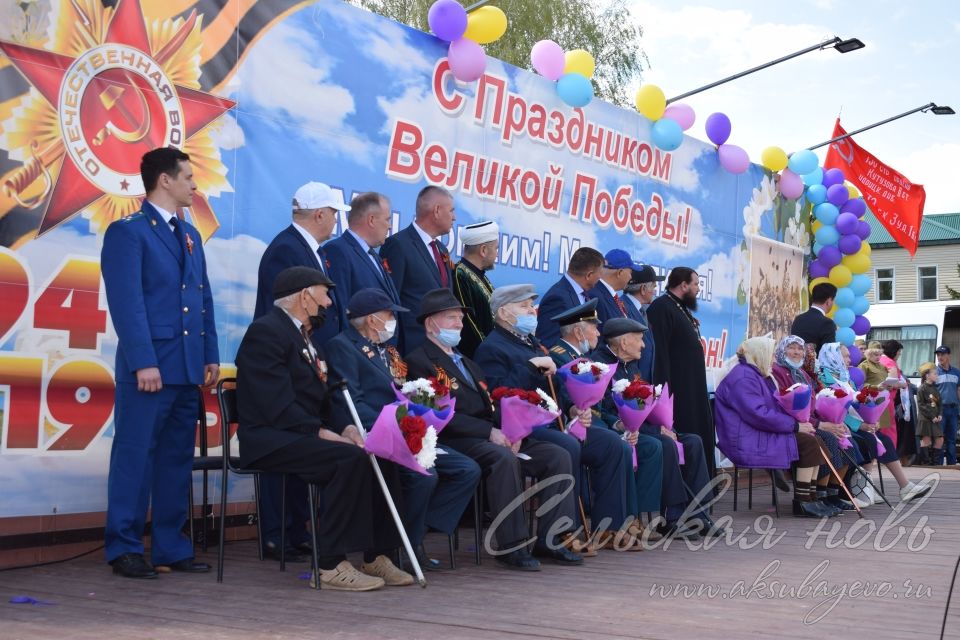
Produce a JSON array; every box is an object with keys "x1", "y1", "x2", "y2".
[{"x1": 375, "y1": 317, "x2": 396, "y2": 344}]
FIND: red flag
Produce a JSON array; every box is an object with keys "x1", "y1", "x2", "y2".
[{"x1": 823, "y1": 119, "x2": 926, "y2": 256}]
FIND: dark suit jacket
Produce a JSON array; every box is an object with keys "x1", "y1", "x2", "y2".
[
  {"x1": 405, "y1": 340, "x2": 497, "y2": 449},
  {"x1": 588, "y1": 281, "x2": 627, "y2": 324},
  {"x1": 380, "y1": 224, "x2": 453, "y2": 355},
  {"x1": 101, "y1": 200, "x2": 218, "y2": 385},
  {"x1": 253, "y1": 224, "x2": 345, "y2": 348},
  {"x1": 325, "y1": 230, "x2": 401, "y2": 307},
  {"x1": 235, "y1": 307, "x2": 345, "y2": 467},
  {"x1": 535, "y1": 276, "x2": 583, "y2": 348},
  {"x1": 624, "y1": 297, "x2": 655, "y2": 382},
  {"x1": 790, "y1": 308, "x2": 836, "y2": 354},
  {"x1": 324, "y1": 325, "x2": 401, "y2": 431}
]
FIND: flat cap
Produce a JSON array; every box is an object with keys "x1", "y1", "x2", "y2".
[
  {"x1": 490, "y1": 284, "x2": 538, "y2": 315},
  {"x1": 347, "y1": 288, "x2": 408, "y2": 318},
  {"x1": 272, "y1": 266, "x2": 334, "y2": 300},
  {"x1": 601, "y1": 317, "x2": 647, "y2": 339}
]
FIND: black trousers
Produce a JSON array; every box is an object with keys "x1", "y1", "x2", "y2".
[
  {"x1": 451, "y1": 439, "x2": 577, "y2": 548},
  {"x1": 252, "y1": 438, "x2": 401, "y2": 557}
]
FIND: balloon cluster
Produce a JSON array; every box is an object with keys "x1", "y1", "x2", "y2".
[
  {"x1": 530, "y1": 40, "x2": 595, "y2": 107},
  {"x1": 429, "y1": 0, "x2": 507, "y2": 82},
  {"x1": 704, "y1": 112, "x2": 749, "y2": 174},
  {"x1": 632, "y1": 84, "x2": 694, "y2": 152}
]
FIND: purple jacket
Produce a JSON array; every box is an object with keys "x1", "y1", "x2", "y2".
[{"x1": 715, "y1": 360, "x2": 798, "y2": 469}]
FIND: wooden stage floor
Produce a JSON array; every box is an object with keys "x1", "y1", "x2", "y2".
[{"x1": 3, "y1": 466, "x2": 960, "y2": 640}]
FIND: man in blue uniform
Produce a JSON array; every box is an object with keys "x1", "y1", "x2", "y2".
[
  {"x1": 587, "y1": 249, "x2": 638, "y2": 323},
  {"x1": 535, "y1": 247, "x2": 604, "y2": 348},
  {"x1": 101, "y1": 147, "x2": 219, "y2": 578},
  {"x1": 252, "y1": 181, "x2": 351, "y2": 561}
]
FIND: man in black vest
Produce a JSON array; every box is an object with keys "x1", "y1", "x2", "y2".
[{"x1": 790, "y1": 282, "x2": 838, "y2": 355}]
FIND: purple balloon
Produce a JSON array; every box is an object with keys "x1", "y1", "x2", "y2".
[
  {"x1": 663, "y1": 103, "x2": 696, "y2": 131},
  {"x1": 856, "y1": 220, "x2": 871, "y2": 240},
  {"x1": 779, "y1": 168, "x2": 804, "y2": 199},
  {"x1": 531, "y1": 40, "x2": 565, "y2": 80},
  {"x1": 839, "y1": 234, "x2": 862, "y2": 255},
  {"x1": 836, "y1": 211, "x2": 859, "y2": 235},
  {"x1": 848, "y1": 344, "x2": 863, "y2": 366},
  {"x1": 822, "y1": 168, "x2": 845, "y2": 188},
  {"x1": 447, "y1": 38, "x2": 486, "y2": 81},
  {"x1": 819, "y1": 245, "x2": 842, "y2": 269},
  {"x1": 809, "y1": 259, "x2": 829, "y2": 279},
  {"x1": 826, "y1": 183, "x2": 850, "y2": 207},
  {"x1": 842, "y1": 198, "x2": 866, "y2": 217},
  {"x1": 428, "y1": 0, "x2": 468, "y2": 41},
  {"x1": 705, "y1": 112, "x2": 731, "y2": 146},
  {"x1": 849, "y1": 367, "x2": 865, "y2": 388},
  {"x1": 852, "y1": 315, "x2": 872, "y2": 335},
  {"x1": 718, "y1": 143, "x2": 749, "y2": 173}
]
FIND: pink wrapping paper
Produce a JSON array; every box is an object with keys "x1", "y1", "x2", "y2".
[
  {"x1": 646, "y1": 383, "x2": 674, "y2": 429},
  {"x1": 499, "y1": 395, "x2": 560, "y2": 444},
  {"x1": 393, "y1": 387, "x2": 456, "y2": 434},
  {"x1": 557, "y1": 360, "x2": 617, "y2": 409},
  {"x1": 815, "y1": 395, "x2": 851, "y2": 425},
  {"x1": 567, "y1": 417, "x2": 587, "y2": 441},
  {"x1": 364, "y1": 403, "x2": 431, "y2": 475},
  {"x1": 853, "y1": 394, "x2": 890, "y2": 425},
  {"x1": 775, "y1": 384, "x2": 812, "y2": 423}
]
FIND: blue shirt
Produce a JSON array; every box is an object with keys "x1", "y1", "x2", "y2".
[{"x1": 937, "y1": 365, "x2": 960, "y2": 406}]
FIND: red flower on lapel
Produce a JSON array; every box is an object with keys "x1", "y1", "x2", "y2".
[
  {"x1": 325, "y1": 258, "x2": 332, "y2": 270},
  {"x1": 382, "y1": 257, "x2": 393, "y2": 274},
  {"x1": 185, "y1": 233, "x2": 195, "y2": 255}
]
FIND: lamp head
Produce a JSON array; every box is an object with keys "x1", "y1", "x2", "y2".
[{"x1": 833, "y1": 37, "x2": 865, "y2": 53}]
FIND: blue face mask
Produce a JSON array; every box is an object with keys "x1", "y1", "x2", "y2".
[
  {"x1": 786, "y1": 358, "x2": 804, "y2": 370},
  {"x1": 513, "y1": 312, "x2": 538, "y2": 336},
  {"x1": 437, "y1": 328, "x2": 461, "y2": 348}
]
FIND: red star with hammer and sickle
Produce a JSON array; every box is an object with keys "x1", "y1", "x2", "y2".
[{"x1": 0, "y1": 0, "x2": 235, "y2": 235}]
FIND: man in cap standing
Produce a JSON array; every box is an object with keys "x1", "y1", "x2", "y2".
[
  {"x1": 453, "y1": 221, "x2": 499, "y2": 358},
  {"x1": 622, "y1": 265, "x2": 666, "y2": 382},
  {"x1": 237, "y1": 267, "x2": 412, "y2": 591},
  {"x1": 935, "y1": 345, "x2": 960, "y2": 465},
  {"x1": 588, "y1": 249, "x2": 640, "y2": 323},
  {"x1": 252, "y1": 181, "x2": 351, "y2": 561}
]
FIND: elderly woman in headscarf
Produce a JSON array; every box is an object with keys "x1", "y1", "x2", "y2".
[
  {"x1": 715, "y1": 337, "x2": 833, "y2": 519},
  {"x1": 771, "y1": 335, "x2": 853, "y2": 512},
  {"x1": 817, "y1": 343, "x2": 929, "y2": 505}
]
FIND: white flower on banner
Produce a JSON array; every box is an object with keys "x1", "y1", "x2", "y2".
[{"x1": 742, "y1": 175, "x2": 776, "y2": 238}]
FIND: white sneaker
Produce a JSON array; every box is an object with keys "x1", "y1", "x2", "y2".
[
  {"x1": 900, "y1": 481, "x2": 931, "y2": 503},
  {"x1": 853, "y1": 495, "x2": 872, "y2": 508},
  {"x1": 862, "y1": 484, "x2": 885, "y2": 505}
]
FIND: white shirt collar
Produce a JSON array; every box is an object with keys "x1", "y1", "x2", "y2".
[
  {"x1": 564, "y1": 273, "x2": 585, "y2": 301},
  {"x1": 626, "y1": 294, "x2": 643, "y2": 311},
  {"x1": 600, "y1": 279, "x2": 619, "y2": 297},
  {"x1": 560, "y1": 339, "x2": 582, "y2": 356},
  {"x1": 292, "y1": 221, "x2": 320, "y2": 254},
  {"x1": 347, "y1": 228, "x2": 372, "y2": 253},
  {"x1": 412, "y1": 221, "x2": 436, "y2": 249},
  {"x1": 149, "y1": 201, "x2": 176, "y2": 227},
  {"x1": 812, "y1": 305, "x2": 827, "y2": 316}
]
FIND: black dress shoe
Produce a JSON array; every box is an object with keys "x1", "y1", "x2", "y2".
[
  {"x1": 532, "y1": 544, "x2": 584, "y2": 565},
  {"x1": 263, "y1": 542, "x2": 308, "y2": 562},
  {"x1": 824, "y1": 488, "x2": 856, "y2": 511},
  {"x1": 495, "y1": 549, "x2": 542, "y2": 571},
  {"x1": 655, "y1": 521, "x2": 701, "y2": 540},
  {"x1": 110, "y1": 553, "x2": 158, "y2": 579},
  {"x1": 771, "y1": 469, "x2": 791, "y2": 492},
  {"x1": 165, "y1": 559, "x2": 212, "y2": 573},
  {"x1": 792, "y1": 499, "x2": 834, "y2": 518},
  {"x1": 401, "y1": 545, "x2": 446, "y2": 573},
  {"x1": 695, "y1": 518, "x2": 728, "y2": 538}
]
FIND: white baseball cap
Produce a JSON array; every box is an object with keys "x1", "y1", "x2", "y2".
[{"x1": 292, "y1": 182, "x2": 351, "y2": 211}]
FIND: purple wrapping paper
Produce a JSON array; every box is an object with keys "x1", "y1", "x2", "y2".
[
  {"x1": 499, "y1": 395, "x2": 559, "y2": 444},
  {"x1": 364, "y1": 403, "x2": 431, "y2": 475}
]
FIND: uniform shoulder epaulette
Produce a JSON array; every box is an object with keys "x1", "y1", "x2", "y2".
[
  {"x1": 122, "y1": 211, "x2": 145, "y2": 222},
  {"x1": 549, "y1": 345, "x2": 565, "y2": 354}
]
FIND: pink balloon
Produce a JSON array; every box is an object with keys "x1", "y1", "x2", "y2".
[
  {"x1": 718, "y1": 144, "x2": 750, "y2": 174},
  {"x1": 531, "y1": 40, "x2": 565, "y2": 81},
  {"x1": 448, "y1": 38, "x2": 486, "y2": 82},
  {"x1": 663, "y1": 103, "x2": 696, "y2": 131},
  {"x1": 779, "y1": 168, "x2": 804, "y2": 199}
]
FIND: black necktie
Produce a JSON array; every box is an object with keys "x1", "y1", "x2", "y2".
[{"x1": 169, "y1": 217, "x2": 184, "y2": 252}]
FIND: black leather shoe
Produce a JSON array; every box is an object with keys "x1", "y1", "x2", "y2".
[
  {"x1": 824, "y1": 489, "x2": 856, "y2": 511},
  {"x1": 495, "y1": 549, "x2": 542, "y2": 571},
  {"x1": 695, "y1": 518, "x2": 728, "y2": 538},
  {"x1": 532, "y1": 544, "x2": 583, "y2": 565},
  {"x1": 401, "y1": 545, "x2": 446, "y2": 573},
  {"x1": 165, "y1": 559, "x2": 212, "y2": 573},
  {"x1": 792, "y1": 499, "x2": 834, "y2": 518},
  {"x1": 655, "y1": 521, "x2": 701, "y2": 540},
  {"x1": 263, "y1": 542, "x2": 308, "y2": 562},
  {"x1": 771, "y1": 469, "x2": 791, "y2": 492},
  {"x1": 110, "y1": 553, "x2": 158, "y2": 579}
]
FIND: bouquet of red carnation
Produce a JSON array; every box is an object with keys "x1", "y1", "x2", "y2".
[
  {"x1": 815, "y1": 387, "x2": 852, "y2": 424},
  {"x1": 852, "y1": 385, "x2": 890, "y2": 424},
  {"x1": 492, "y1": 386, "x2": 560, "y2": 444},
  {"x1": 776, "y1": 383, "x2": 813, "y2": 422},
  {"x1": 394, "y1": 377, "x2": 456, "y2": 433},
  {"x1": 365, "y1": 403, "x2": 438, "y2": 475},
  {"x1": 556, "y1": 359, "x2": 616, "y2": 441},
  {"x1": 611, "y1": 378, "x2": 657, "y2": 431}
]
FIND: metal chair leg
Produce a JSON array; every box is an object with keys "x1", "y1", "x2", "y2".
[
  {"x1": 217, "y1": 467, "x2": 228, "y2": 583},
  {"x1": 748, "y1": 468, "x2": 754, "y2": 509},
  {"x1": 188, "y1": 476, "x2": 196, "y2": 548},
  {"x1": 448, "y1": 534, "x2": 456, "y2": 570},
  {"x1": 473, "y1": 483, "x2": 482, "y2": 565},
  {"x1": 732, "y1": 466, "x2": 739, "y2": 512},
  {"x1": 253, "y1": 475, "x2": 264, "y2": 561},
  {"x1": 201, "y1": 468, "x2": 210, "y2": 552},
  {"x1": 307, "y1": 484, "x2": 321, "y2": 590},
  {"x1": 279, "y1": 474, "x2": 287, "y2": 572},
  {"x1": 771, "y1": 473, "x2": 780, "y2": 518}
]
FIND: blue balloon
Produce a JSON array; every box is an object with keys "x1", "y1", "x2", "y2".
[
  {"x1": 806, "y1": 184, "x2": 827, "y2": 205},
  {"x1": 814, "y1": 225, "x2": 839, "y2": 246},
  {"x1": 836, "y1": 327, "x2": 856, "y2": 346},
  {"x1": 835, "y1": 287, "x2": 855, "y2": 308},
  {"x1": 812, "y1": 241, "x2": 824, "y2": 256},
  {"x1": 651, "y1": 118, "x2": 683, "y2": 151},
  {"x1": 834, "y1": 308, "x2": 855, "y2": 328},
  {"x1": 814, "y1": 202, "x2": 839, "y2": 225},
  {"x1": 802, "y1": 167, "x2": 824, "y2": 187},
  {"x1": 556, "y1": 73, "x2": 594, "y2": 107},
  {"x1": 849, "y1": 274, "x2": 871, "y2": 296},
  {"x1": 852, "y1": 295, "x2": 870, "y2": 316},
  {"x1": 788, "y1": 149, "x2": 818, "y2": 175}
]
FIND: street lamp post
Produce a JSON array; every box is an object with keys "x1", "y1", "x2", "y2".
[
  {"x1": 666, "y1": 36, "x2": 865, "y2": 104},
  {"x1": 806, "y1": 103, "x2": 955, "y2": 150}
]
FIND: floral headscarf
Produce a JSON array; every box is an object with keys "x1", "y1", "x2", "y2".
[
  {"x1": 817, "y1": 342, "x2": 849, "y2": 383},
  {"x1": 775, "y1": 335, "x2": 805, "y2": 369}
]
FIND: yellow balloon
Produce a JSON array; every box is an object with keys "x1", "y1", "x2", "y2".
[
  {"x1": 811, "y1": 220, "x2": 823, "y2": 233},
  {"x1": 842, "y1": 252, "x2": 871, "y2": 274},
  {"x1": 829, "y1": 264, "x2": 853, "y2": 288},
  {"x1": 564, "y1": 49, "x2": 595, "y2": 79},
  {"x1": 760, "y1": 146, "x2": 788, "y2": 172},
  {"x1": 858, "y1": 242, "x2": 872, "y2": 257},
  {"x1": 845, "y1": 182, "x2": 861, "y2": 199},
  {"x1": 634, "y1": 84, "x2": 666, "y2": 121},
  {"x1": 809, "y1": 277, "x2": 830, "y2": 292},
  {"x1": 463, "y1": 6, "x2": 507, "y2": 44}
]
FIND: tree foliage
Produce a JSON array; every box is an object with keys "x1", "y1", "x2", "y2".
[
  {"x1": 349, "y1": 0, "x2": 647, "y2": 107},
  {"x1": 947, "y1": 263, "x2": 960, "y2": 300}
]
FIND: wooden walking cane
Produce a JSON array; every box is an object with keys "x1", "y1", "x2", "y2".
[
  {"x1": 815, "y1": 440, "x2": 864, "y2": 518},
  {"x1": 334, "y1": 381, "x2": 427, "y2": 588}
]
